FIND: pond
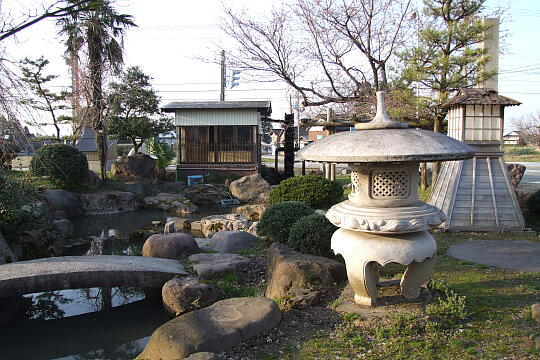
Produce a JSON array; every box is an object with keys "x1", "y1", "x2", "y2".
[{"x1": 0, "y1": 206, "x2": 237, "y2": 360}]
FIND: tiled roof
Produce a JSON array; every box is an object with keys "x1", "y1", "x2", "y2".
[{"x1": 441, "y1": 88, "x2": 521, "y2": 108}]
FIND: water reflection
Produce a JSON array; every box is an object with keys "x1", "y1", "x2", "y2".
[{"x1": 3, "y1": 207, "x2": 236, "y2": 359}]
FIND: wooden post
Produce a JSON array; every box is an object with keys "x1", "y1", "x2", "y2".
[
  {"x1": 302, "y1": 160, "x2": 306, "y2": 175},
  {"x1": 283, "y1": 113, "x2": 295, "y2": 179}
]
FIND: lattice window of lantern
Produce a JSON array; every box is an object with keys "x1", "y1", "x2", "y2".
[
  {"x1": 371, "y1": 170, "x2": 409, "y2": 199},
  {"x1": 351, "y1": 171, "x2": 360, "y2": 194}
]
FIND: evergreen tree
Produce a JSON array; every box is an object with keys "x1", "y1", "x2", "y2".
[
  {"x1": 399, "y1": 0, "x2": 494, "y2": 182},
  {"x1": 107, "y1": 66, "x2": 172, "y2": 154},
  {"x1": 20, "y1": 57, "x2": 70, "y2": 140}
]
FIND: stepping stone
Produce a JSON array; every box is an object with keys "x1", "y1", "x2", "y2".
[
  {"x1": 137, "y1": 297, "x2": 281, "y2": 360},
  {"x1": 188, "y1": 253, "x2": 250, "y2": 280},
  {"x1": 447, "y1": 240, "x2": 540, "y2": 273}
]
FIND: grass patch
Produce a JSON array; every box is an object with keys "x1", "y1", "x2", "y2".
[
  {"x1": 504, "y1": 145, "x2": 540, "y2": 162},
  {"x1": 254, "y1": 231, "x2": 540, "y2": 359},
  {"x1": 203, "y1": 273, "x2": 260, "y2": 298}
]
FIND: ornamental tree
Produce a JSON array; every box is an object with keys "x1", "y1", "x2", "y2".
[{"x1": 107, "y1": 66, "x2": 173, "y2": 153}]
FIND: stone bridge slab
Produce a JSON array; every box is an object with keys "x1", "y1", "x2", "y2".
[{"x1": 0, "y1": 255, "x2": 187, "y2": 298}]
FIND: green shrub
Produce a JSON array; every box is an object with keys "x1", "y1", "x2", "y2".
[
  {"x1": 0, "y1": 173, "x2": 37, "y2": 226},
  {"x1": 425, "y1": 289, "x2": 468, "y2": 330},
  {"x1": 288, "y1": 213, "x2": 337, "y2": 257},
  {"x1": 147, "y1": 138, "x2": 175, "y2": 168},
  {"x1": 30, "y1": 144, "x2": 89, "y2": 188},
  {"x1": 526, "y1": 189, "x2": 540, "y2": 215},
  {"x1": 257, "y1": 201, "x2": 314, "y2": 243},
  {"x1": 268, "y1": 175, "x2": 343, "y2": 209}
]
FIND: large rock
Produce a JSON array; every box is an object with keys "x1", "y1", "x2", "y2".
[
  {"x1": 20, "y1": 201, "x2": 50, "y2": 224},
  {"x1": 144, "y1": 193, "x2": 198, "y2": 215},
  {"x1": 158, "y1": 181, "x2": 187, "y2": 193},
  {"x1": 52, "y1": 219, "x2": 73, "y2": 239},
  {"x1": 137, "y1": 297, "x2": 281, "y2": 360},
  {"x1": 182, "y1": 184, "x2": 230, "y2": 205},
  {"x1": 232, "y1": 204, "x2": 267, "y2": 221},
  {"x1": 188, "y1": 253, "x2": 251, "y2": 280},
  {"x1": 86, "y1": 170, "x2": 101, "y2": 190},
  {"x1": 265, "y1": 243, "x2": 347, "y2": 307},
  {"x1": 111, "y1": 153, "x2": 158, "y2": 181},
  {"x1": 123, "y1": 181, "x2": 156, "y2": 196},
  {"x1": 204, "y1": 231, "x2": 259, "y2": 253},
  {"x1": 162, "y1": 277, "x2": 221, "y2": 317},
  {"x1": 143, "y1": 233, "x2": 200, "y2": 260},
  {"x1": 41, "y1": 190, "x2": 82, "y2": 218},
  {"x1": 80, "y1": 191, "x2": 142, "y2": 215},
  {"x1": 183, "y1": 353, "x2": 219, "y2": 360},
  {"x1": 229, "y1": 174, "x2": 270, "y2": 203},
  {"x1": 0, "y1": 231, "x2": 15, "y2": 264},
  {"x1": 17, "y1": 228, "x2": 66, "y2": 258},
  {"x1": 507, "y1": 163, "x2": 526, "y2": 188},
  {"x1": 532, "y1": 303, "x2": 540, "y2": 323},
  {"x1": 200, "y1": 214, "x2": 252, "y2": 238}
]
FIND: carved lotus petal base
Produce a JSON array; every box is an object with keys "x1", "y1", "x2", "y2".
[
  {"x1": 332, "y1": 229, "x2": 437, "y2": 307},
  {"x1": 326, "y1": 200, "x2": 446, "y2": 234}
]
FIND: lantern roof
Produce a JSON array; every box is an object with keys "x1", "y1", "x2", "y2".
[
  {"x1": 297, "y1": 91, "x2": 474, "y2": 163},
  {"x1": 441, "y1": 88, "x2": 521, "y2": 109}
]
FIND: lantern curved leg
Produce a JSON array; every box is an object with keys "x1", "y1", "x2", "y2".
[
  {"x1": 347, "y1": 260, "x2": 379, "y2": 306},
  {"x1": 400, "y1": 254, "x2": 436, "y2": 299}
]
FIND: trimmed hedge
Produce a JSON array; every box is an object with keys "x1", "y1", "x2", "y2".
[
  {"x1": 527, "y1": 189, "x2": 540, "y2": 215},
  {"x1": 30, "y1": 144, "x2": 89, "y2": 188},
  {"x1": 288, "y1": 213, "x2": 337, "y2": 257},
  {"x1": 268, "y1": 175, "x2": 343, "y2": 209},
  {"x1": 257, "y1": 201, "x2": 314, "y2": 243}
]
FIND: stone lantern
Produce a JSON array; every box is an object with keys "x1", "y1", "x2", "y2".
[{"x1": 297, "y1": 92, "x2": 474, "y2": 306}]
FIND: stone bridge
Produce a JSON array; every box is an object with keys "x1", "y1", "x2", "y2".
[{"x1": 0, "y1": 255, "x2": 187, "y2": 298}]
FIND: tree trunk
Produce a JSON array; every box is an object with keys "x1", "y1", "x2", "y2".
[
  {"x1": 431, "y1": 112, "x2": 444, "y2": 186},
  {"x1": 420, "y1": 162, "x2": 427, "y2": 190},
  {"x1": 87, "y1": 21, "x2": 106, "y2": 181}
]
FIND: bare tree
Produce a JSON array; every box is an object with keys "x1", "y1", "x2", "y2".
[
  {"x1": 512, "y1": 112, "x2": 540, "y2": 148},
  {"x1": 222, "y1": 0, "x2": 413, "y2": 107},
  {"x1": 0, "y1": 0, "x2": 94, "y2": 42}
]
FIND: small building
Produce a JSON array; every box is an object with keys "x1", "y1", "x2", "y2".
[
  {"x1": 429, "y1": 88, "x2": 524, "y2": 231},
  {"x1": 161, "y1": 101, "x2": 271, "y2": 176},
  {"x1": 75, "y1": 126, "x2": 118, "y2": 173},
  {"x1": 308, "y1": 125, "x2": 352, "y2": 141},
  {"x1": 503, "y1": 131, "x2": 524, "y2": 145}
]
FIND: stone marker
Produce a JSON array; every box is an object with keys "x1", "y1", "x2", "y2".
[
  {"x1": 143, "y1": 233, "x2": 200, "y2": 260},
  {"x1": 188, "y1": 253, "x2": 250, "y2": 280},
  {"x1": 137, "y1": 297, "x2": 281, "y2": 360},
  {"x1": 162, "y1": 277, "x2": 220, "y2": 317},
  {"x1": 265, "y1": 243, "x2": 347, "y2": 307}
]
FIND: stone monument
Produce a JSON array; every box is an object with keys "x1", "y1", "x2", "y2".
[{"x1": 297, "y1": 91, "x2": 474, "y2": 306}]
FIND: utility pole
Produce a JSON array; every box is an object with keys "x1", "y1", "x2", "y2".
[{"x1": 220, "y1": 50, "x2": 226, "y2": 101}]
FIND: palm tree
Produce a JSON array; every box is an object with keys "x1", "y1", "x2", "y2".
[{"x1": 57, "y1": 0, "x2": 136, "y2": 180}]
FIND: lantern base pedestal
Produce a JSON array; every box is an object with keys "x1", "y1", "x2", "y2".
[{"x1": 331, "y1": 229, "x2": 436, "y2": 307}]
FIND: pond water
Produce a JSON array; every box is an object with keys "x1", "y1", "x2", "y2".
[{"x1": 0, "y1": 206, "x2": 236, "y2": 360}]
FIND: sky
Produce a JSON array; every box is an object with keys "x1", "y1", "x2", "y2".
[{"x1": 1, "y1": 0, "x2": 539, "y2": 136}]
